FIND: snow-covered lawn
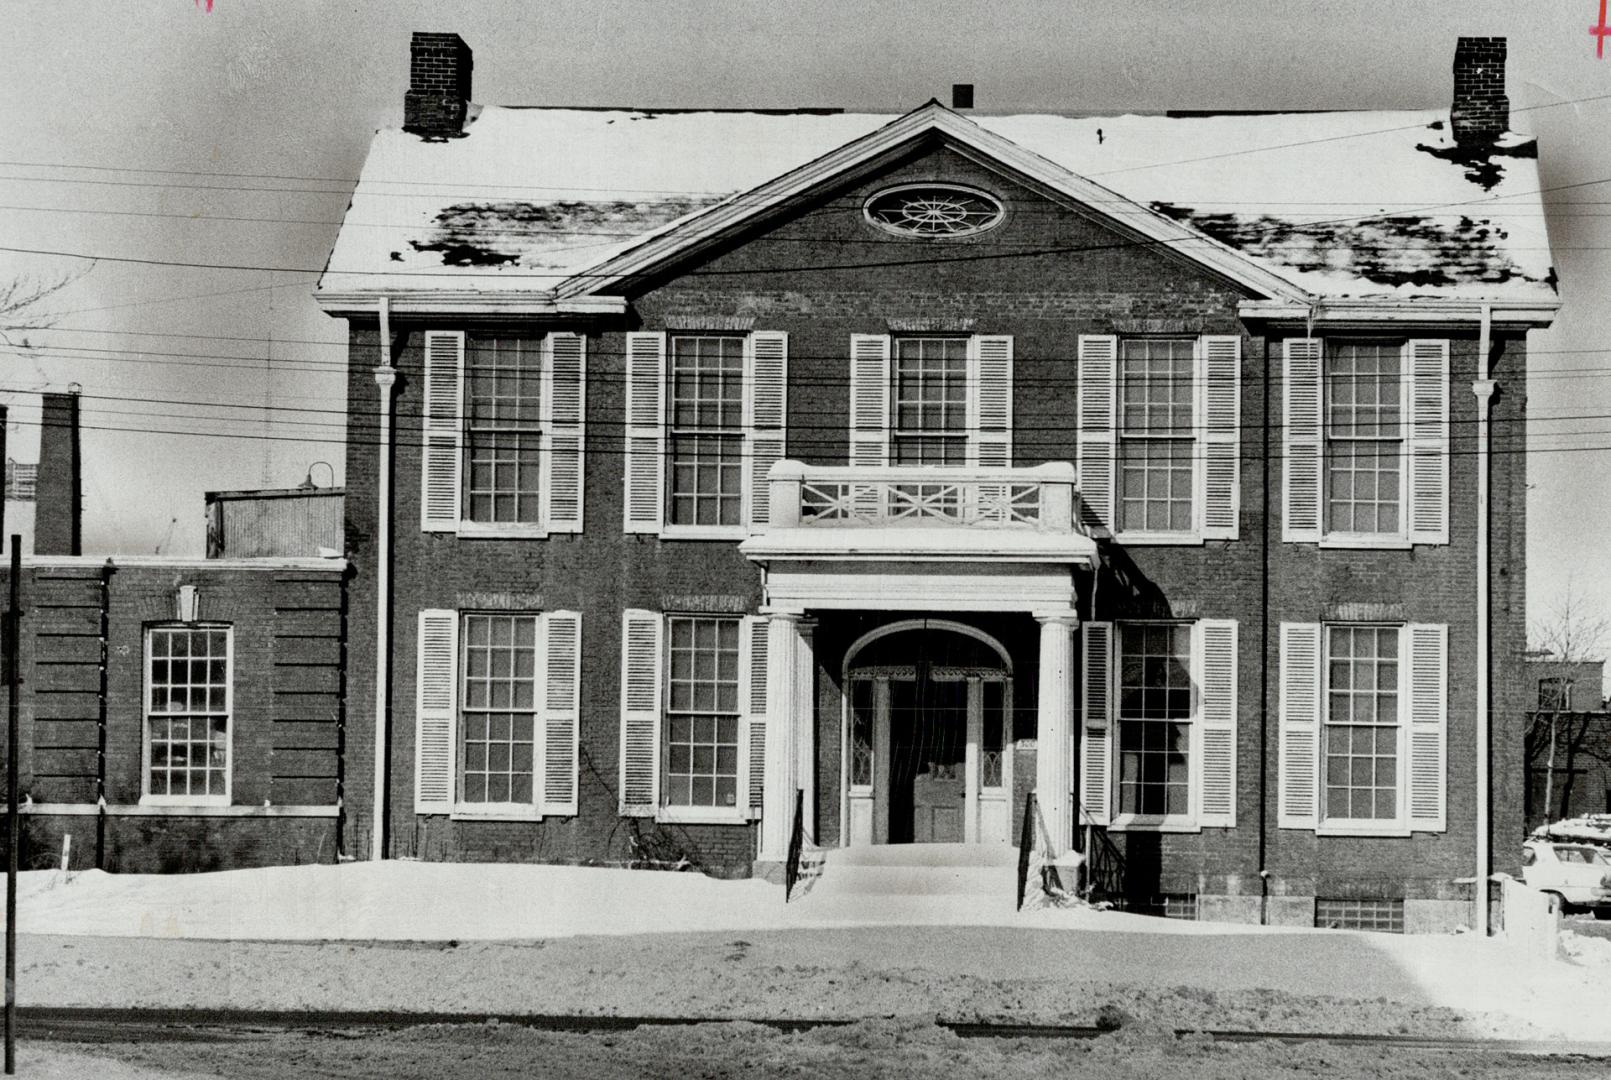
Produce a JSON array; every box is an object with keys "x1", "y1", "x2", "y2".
[{"x1": 7, "y1": 862, "x2": 1611, "y2": 1042}]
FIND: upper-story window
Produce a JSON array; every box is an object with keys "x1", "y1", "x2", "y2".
[
  {"x1": 419, "y1": 330, "x2": 586, "y2": 537},
  {"x1": 1282, "y1": 337, "x2": 1448, "y2": 548},
  {"x1": 892, "y1": 337, "x2": 969, "y2": 466},
  {"x1": 1076, "y1": 334, "x2": 1242, "y2": 542},
  {"x1": 623, "y1": 331, "x2": 788, "y2": 538},
  {"x1": 1325, "y1": 343, "x2": 1402, "y2": 537},
  {"x1": 669, "y1": 335, "x2": 746, "y2": 527},
  {"x1": 1118, "y1": 339, "x2": 1196, "y2": 534},
  {"x1": 864, "y1": 184, "x2": 1005, "y2": 238},
  {"x1": 465, "y1": 335, "x2": 542, "y2": 525}
]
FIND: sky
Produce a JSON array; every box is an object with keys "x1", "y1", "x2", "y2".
[{"x1": 1, "y1": 0, "x2": 1608, "y2": 647}]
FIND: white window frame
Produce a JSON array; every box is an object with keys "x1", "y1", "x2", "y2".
[
  {"x1": 661, "y1": 334, "x2": 750, "y2": 541},
  {"x1": 456, "y1": 332, "x2": 551, "y2": 540},
  {"x1": 1108, "y1": 620, "x2": 1202, "y2": 833},
  {"x1": 657, "y1": 613, "x2": 748, "y2": 825},
  {"x1": 1114, "y1": 338, "x2": 1200, "y2": 544},
  {"x1": 890, "y1": 336, "x2": 972, "y2": 467},
  {"x1": 1316, "y1": 622, "x2": 1410, "y2": 837},
  {"x1": 451, "y1": 611, "x2": 543, "y2": 822},
  {"x1": 140, "y1": 623, "x2": 234, "y2": 808},
  {"x1": 1318, "y1": 341, "x2": 1411, "y2": 551}
]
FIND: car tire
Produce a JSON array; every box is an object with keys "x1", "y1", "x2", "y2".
[
  {"x1": 1543, "y1": 891, "x2": 1568, "y2": 914},
  {"x1": 1594, "y1": 907, "x2": 1611, "y2": 922}
]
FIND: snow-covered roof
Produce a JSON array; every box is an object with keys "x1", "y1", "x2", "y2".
[{"x1": 318, "y1": 104, "x2": 1558, "y2": 305}]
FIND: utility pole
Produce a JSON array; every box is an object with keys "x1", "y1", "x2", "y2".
[{"x1": 6, "y1": 535, "x2": 19, "y2": 1074}]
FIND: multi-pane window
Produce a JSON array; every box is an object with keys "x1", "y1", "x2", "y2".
[
  {"x1": 664, "y1": 616, "x2": 741, "y2": 808},
  {"x1": 1324, "y1": 625, "x2": 1400, "y2": 821},
  {"x1": 1117, "y1": 623, "x2": 1192, "y2": 817},
  {"x1": 1326, "y1": 343, "x2": 1402, "y2": 535},
  {"x1": 892, "y1": 338, "x2": 968, "y2": 466},
  {"x1": 1118, "y1": 339, "x2": 1195, "y2": 533},
  {"x1": 464, "y1": 334, "x2": 542, "y2": 524},
  {"x1": 146, "y1": 626, "x2": 231, "y2": 801},
  {"x1": 669, "y1": 336, "x2": 745, "y2": 526},
  {"x1": 460, "y1": 614, "x2": 538, "y2": 806}
]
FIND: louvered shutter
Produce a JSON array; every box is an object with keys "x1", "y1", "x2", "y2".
[
  {"x1": 746, "y1": 331, "x2": 788, "y2": 531},
  {"x1": 542, "y1": 333, "x2": 586, "y2": 533},
  {"x1": 1076, "y1": 335, "x2": 1117, "y2": 532},
  {"x1": 623, "y1": 332, "x2": 666, "y2": 533},
  {"x1": 1405, "y1": 340, "x2": 1450, "y2": 545},
  {"x1": 1199, "y1": 336, "x2": 1241, "y2": 540},
  {"x1": 415, "y1": 610, "x2": 459, "y2": 814},
  {"x1": 619, "y1": 609, "x2": 663, "y2": 815},
  {"x1": 1282, "y1": 339, "x2": 1323, "y2": 542},
  {"x1": 1405, "y1": 623, "x2": 1448, "y2": 832},
  {"x1": 969, "y1": 335, "x2": 1013, "y2": 467},
  {"x1": 421, "y1": 331, "x2": 464, "y2": 532},
  {"x1": 1079, "y1": 621, "x2": 1113, "y2": 826},
  {"x1": 1196, "y1": 619, "x2": 1238, "y2": 827},
  {"x1": 539, "y1": 611, "x2": 581, "y2": 816},
  {"x1": 1277, "y1": 622, "x2": 1322, "y2": 829},
  {"x1": 848, "y1": 334, "x2": 891, "y2": 467},
  {"x1": 740, "y1": 615, "x2": 769, "y2": 819}
]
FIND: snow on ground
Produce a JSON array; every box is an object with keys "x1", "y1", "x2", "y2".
[{"x1": 7, "y1": 862, "x2": 1611, "y2": 1042}]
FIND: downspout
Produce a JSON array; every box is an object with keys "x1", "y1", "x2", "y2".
[
  {"x1": 1473, "y1": 303, "x2": 1494, "y2": 936},
  {"x1": 371, "y1": 297, "x2": 397, "y2": 862}
]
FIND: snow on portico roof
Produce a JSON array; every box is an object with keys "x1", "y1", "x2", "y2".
[{"x1": 317, "y1": 103, "x2": 1558, "y2": 305}]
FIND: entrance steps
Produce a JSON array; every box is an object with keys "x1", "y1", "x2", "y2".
[{"x1": 785, "y1": 843, "x2": 1021, "y2": 921}]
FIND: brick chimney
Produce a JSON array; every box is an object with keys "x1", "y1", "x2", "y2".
[
  {"x1": 404, "y1": 32, "x2": 473, "y2": 138},
  {"x1": 1451, "y1": 36, "x2": 1508, "y2": 145},
  {"x1": 35, "y1": 387, "x2": 81, "y2": 556}
]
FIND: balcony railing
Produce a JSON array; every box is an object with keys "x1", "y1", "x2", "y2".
[{"x1": 765, "y1": 461, "x2": 1084, "y2": 532}]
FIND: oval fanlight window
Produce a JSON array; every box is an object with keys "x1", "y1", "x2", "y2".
[{"x1": 864, "y1": 184, "x2": 1004, "y2": 237}]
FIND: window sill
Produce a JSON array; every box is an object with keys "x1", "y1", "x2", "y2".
[
  {"x1": 1315, "y1": 821, "x2": 1411, "y2": 838},
  {"x1": 1107, "y1": 815, "x2": 1201, "y2": 834},
  {"x1": 1315, "y1": 536, "x2": 1414, "y2": 551},
  {"x1": 139, "y1": 795, "x2": 231, "y2": 809},
  {"x1": 451, "y1": 805, "x2": 542, "y2": 822},
  {"x1": 1113, "y1": 531, "x2": 1205, "y2": 547},
  {"x1": 657, "y1": 805, "x2": 749, "y2": 825},
  {"x1": 658, "y1": 526, "x2": 748, "y2": 542},
  {"x1": 456, "y1": 523, "x2": 551, "y2": 540}
]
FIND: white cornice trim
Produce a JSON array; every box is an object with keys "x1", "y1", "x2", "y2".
[
  {"x1": 556, "y1": 101, "x2": 1311, "y2": 304},
  {"x1": 23, "y1": 555, "x2": 347, "y2": 572},
  {"x1": 314, "y1": 292, "x2": 627, "y2": 317},
  {"x1": 1238, "y1": 297, "x2": 1559, "y2": 328}
]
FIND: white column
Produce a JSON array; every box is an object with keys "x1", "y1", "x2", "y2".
[
  {"x1": 1034, "y1": 611, "x2": 1079, "y2": 859},
  {"x1": 795, "y1": 617, "x2": 818, "y2": 836},
  {"x1": 759, "y1": 610, "x2": 806, "y2": 862}
]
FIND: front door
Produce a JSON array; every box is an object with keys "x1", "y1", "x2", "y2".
[{"x1": 846, "y1": 665, "x2": 1011, "y2": 846}]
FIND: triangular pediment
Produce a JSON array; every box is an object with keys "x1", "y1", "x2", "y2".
[{"x1": 556, "y1": 101, "x2": 1311, "y2": 303}]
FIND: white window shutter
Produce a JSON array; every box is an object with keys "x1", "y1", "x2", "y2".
[
  {"x1": 745, "y1": 331, "x2": 788, "y2": 531},
  {"x1": 1198, "y1": 336, "x2": 1241, "y2": 540},
  {"x1": 1196, "y1": 618, "x2": 1238, "y2": 827},
  {"x1": 414, "y1": 609, "x2": 459, "y2": 814},
  {"x1": 623, "y1": 332, "x2": 666, "y2": 533},
  {"x1": 619, "y1": 609, "x2": 663, "y2": 816},
  {"x1": 1282, "y1": 338, "x2": 1323, "y2": 542},
  {"x1": 1405, "y1": 623, "x2": 1448, "y2": 833},
  {"x1": 969, "y1": 335, "x2": 1013, "y2": 467},
  {"x1": 740, "y1": 615, "x2": 769, "y2": 819},
  {"x1": 1277, "y1": 622, "x2": 1322, "y2": 829},
  {"x1": 542, "y1": 333, "x2": 586, "y2": 533},
  {"x1": 848, "y1": 334, "x2": 891, "y2": 467},
  {"x1": 539, "y1": 611, "x2": 582, "y2": 816},
  {"x1": 1076, "y1": 335, "x2": 1117, "y2": 532},
  {"x1": 1405, "y1": 340, "x2": 1450, "y2": 545},
  {"x1": 1079, "y1": 621, "x2": 1113, "y2": 826},
  {"x1": 421, "y1": 331, "x2": 465, "y2": 532}
]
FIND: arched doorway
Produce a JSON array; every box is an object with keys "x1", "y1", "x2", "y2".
[{"x1": 842, "y1": 620, "x2": 1014, "y2": 846}]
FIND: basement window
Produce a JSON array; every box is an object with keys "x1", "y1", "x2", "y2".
[{"x1": 1314, "y1": 897, "x2": 1405, "y2": 933}]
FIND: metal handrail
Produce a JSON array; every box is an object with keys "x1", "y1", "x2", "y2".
[
  {"x1": 1077, "y1": 817, "x2": 1126, "y2": 901},
  {"x1": 784, "y1": 788, "x2": 805, "y2": 902},
  {"x1": 1015, "y1": 789, "x2": 1037, "y2": 911}
]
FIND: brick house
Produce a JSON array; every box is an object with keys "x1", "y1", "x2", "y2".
[
  {"x1": 1525, "y1": 658, "x2": 1611, "y2": 830},
  {"x1": 316, "y1": 34, "x2": 1556, "y2": 930}
]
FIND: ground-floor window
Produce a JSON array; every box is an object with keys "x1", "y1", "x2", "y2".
[
  {"x1": 664, "y1": 615, "x2": 741, "y2": 809},
  {"x1": 1116, "y1": 622, "x2": 1192, "y2": 818},
  {"x1": 144, "y1": 625, "x2": 232, "y2": 804},
  {"x1": 460, "y1": 613, "x2": 538, "y2": 807},
  {"x1": 1322, "y1": 624, "x2": 1400, "y2": 824}
]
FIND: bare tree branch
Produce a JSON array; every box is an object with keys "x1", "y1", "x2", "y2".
[{"x1": 0, "y1": 266, "x2": 94, "y2": 347}]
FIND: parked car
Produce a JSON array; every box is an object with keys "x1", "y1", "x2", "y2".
[{"x1": 1521, "y1": 839, "x2": 1611, "y2": 917}]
